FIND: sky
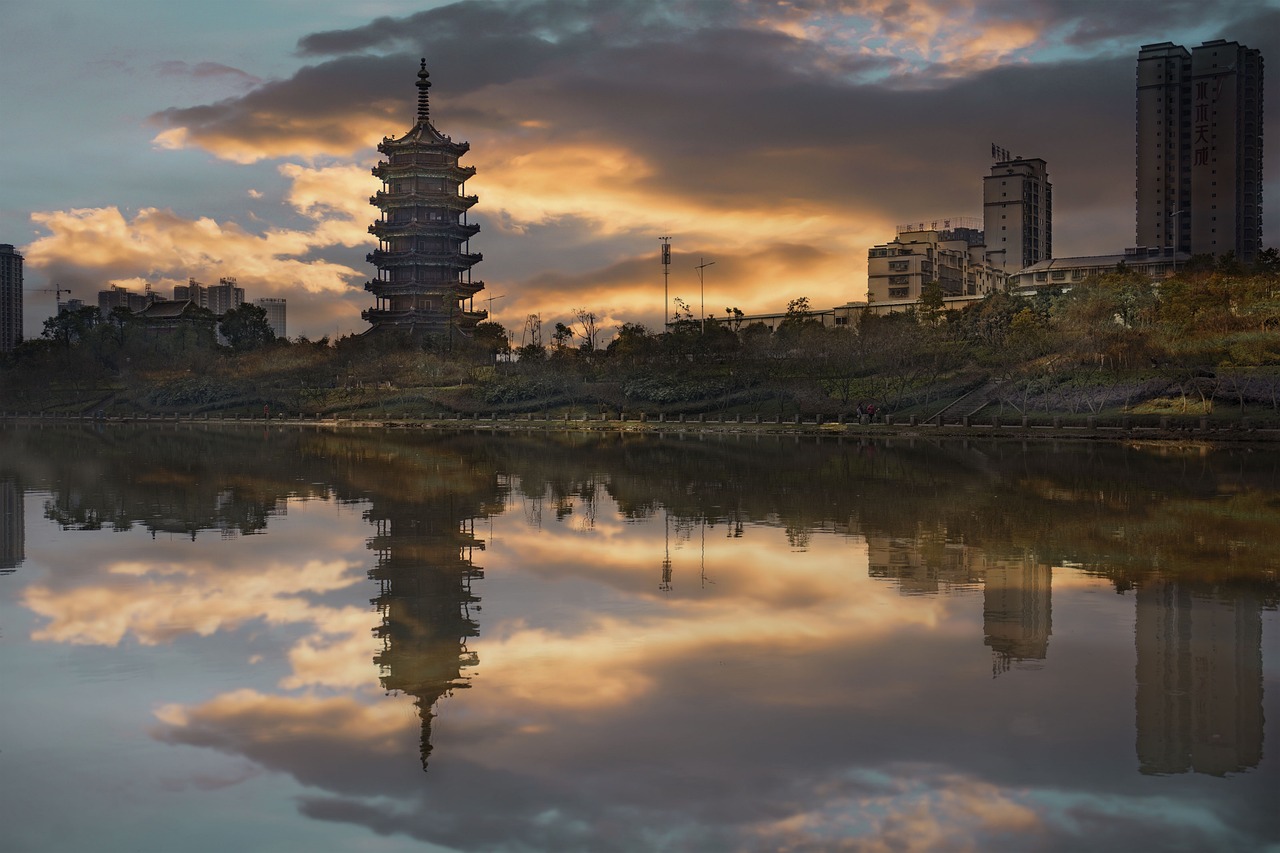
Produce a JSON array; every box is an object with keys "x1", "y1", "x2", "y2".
[{"x1": 3, "y1": 0, "x2": 1279, "y2": 341}]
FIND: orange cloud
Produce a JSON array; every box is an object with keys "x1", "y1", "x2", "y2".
[
  {"x1": 24, "y1": 556, "x2": 366, "y2": 646},
  {"x1": 154, "y1": 689, "x2": 416, "y2": 753},
  {"x1": 24, "y1": 162, "x2": 375, "y2": 303}
]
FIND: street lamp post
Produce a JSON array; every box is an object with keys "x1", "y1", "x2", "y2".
[
  {"x1": 695, "y1": 258, "x2": 715, "y2": 334},
  {"x1": 1168, "y1": 209, "x2": 1187, "y2": 275}
]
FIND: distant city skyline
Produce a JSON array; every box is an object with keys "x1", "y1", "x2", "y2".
[{"x1": 2, "y1": 0, "x2": 1278, "y2": 341}]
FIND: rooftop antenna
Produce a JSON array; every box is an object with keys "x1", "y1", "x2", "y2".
[
  {"x1": 485, "y1": 293, "x2": 506, "y2": 319},
  {"x1": 695, "y1": 257, "x2": 715, "y2": 334},
  {"x1": 659, "y1": 237, "x2": 671, "y2": 329}
]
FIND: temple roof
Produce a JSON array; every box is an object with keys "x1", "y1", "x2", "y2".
[{"x1": 378, "y1": 58, "x2": 469, "y2": 156}]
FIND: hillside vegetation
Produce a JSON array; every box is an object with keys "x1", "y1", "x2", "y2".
[{"x1": 5, "y1": 258, "x2": 1280, "y2": 426}]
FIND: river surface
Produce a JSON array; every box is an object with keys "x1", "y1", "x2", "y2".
[{"x1": 0, "y1": 425, "x2": 1276, "y2": 852}]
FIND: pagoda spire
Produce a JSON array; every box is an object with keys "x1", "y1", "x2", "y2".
[{"x1": 416, "y1": 58, "x2": 431, "y2": 125}]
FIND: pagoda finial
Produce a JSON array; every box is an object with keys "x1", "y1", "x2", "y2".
[{"x1": 416, "y1": 58, "x2": 431, "y2": 125}]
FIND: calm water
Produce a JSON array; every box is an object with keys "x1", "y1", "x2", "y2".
[{"x1": 0, "y1": 426, "x2": 1276, "y2": 853}]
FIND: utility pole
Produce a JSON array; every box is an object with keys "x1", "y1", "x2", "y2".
[
  {"x1": 695, "y1": 258, "x2": 715, "y2": 334},
  {"x1": 659, "y1": 237, "x2": 671, "y2": 330}
]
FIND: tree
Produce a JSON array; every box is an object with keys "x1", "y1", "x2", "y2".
[
  {"x1": 471, "y1": 321, "x2": 510, "y2": 359},
  {"x1": 918, "y1": 280, "x2": 945, "y2": 321},
  {"x1": 42, "y1": 306, "x2": 101, "y2": 347},
  {"x1": 572, "y1": 308, "x2": 601, "y2": 353},
  {"x1": 218, "y1": 303, "x2": 276, "y2": 352}
]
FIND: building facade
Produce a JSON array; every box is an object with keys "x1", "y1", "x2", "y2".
[
  {"x1": 255, "y1": 298, "x2": 287, "y2": 339},
  {"x1": 1136, "y1": 40, "x2": 1264, "y2": 263},
  {"x1": 365, "y1": 60, "x2": 484, "y2": 338},
  {"x1": 983, "y1": 157, "x2": 1052, "y2": 275},
  {"x1": 175, "y1": 277, "x2": 244, "y2": 315},
  {"x1": 98, "y1": 284, "x2": 162, "y2": 315},
  {"x1": 867, "y1": 226, "x2": 1003, "y2": 305},
  {"x1": 1007, "y1": 246, "x2": 1191, "y2": 292},
  {"x1": 0, "y1": 244, "x2": 23, "y2": 352}
]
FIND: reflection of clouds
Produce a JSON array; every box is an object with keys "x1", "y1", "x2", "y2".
[
  {"x1": 752, "y1": 768, "x2": 1043, "y2": 852},
  {"x1": 154, "y1": 689, "x2": 420, "y2": 792},
  {"x1": 24, "y1": 557, "x2": 364, "y2": 646}
]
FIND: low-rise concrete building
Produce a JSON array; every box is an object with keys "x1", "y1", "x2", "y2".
[
  {"x1": 1007, "y1": 246, "x2": 1191, "y2": 293},
  {"x1": 867, "y1": 224, "x2": 1003, "y2": 307}
]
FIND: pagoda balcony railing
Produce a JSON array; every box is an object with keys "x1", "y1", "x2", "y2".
[
  {"x1": 367, "y1": 249, "x2": 483, "y2": 266},
  {"x1": 369, "y1": 220, "x2": 480, "y2": 238},
  {"x1": 362, "y1": 307, "x2": 487, "y2": 323},
  {"x1": 378, "y1": 137, "x2": 470, "y2": 156},
  {"x1": 370, "y1": 191, "x2": 479, "y2": 210},
  {"x1": 373, "y1": 160, "x2": 476, "y2": 179},
  {"x1": 366, "y1": 279, "x2": 486, "y2": 295}
]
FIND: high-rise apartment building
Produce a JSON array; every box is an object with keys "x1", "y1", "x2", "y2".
[
  {"x1": 0, "y1": 244, "x2": 23, "y2": 352},
  {"x1": 982, "y1": 156, "x2": 1052, "y2": 275},
  {"x1": 255, "y1": 297, "x2": 287, "y2": 339},
  {"x1": 175, "y1": 277, "x2": 244, "y2": 315},
  {"x1": 1136, "y1": 40, "x2": 1264, "y2": 263},
  {"x1": 99, "y1": 284, "x2": 162, "y2": 314}
]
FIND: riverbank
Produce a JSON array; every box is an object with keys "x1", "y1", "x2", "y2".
[{"x1": 4, "y1": 408, "x2": 1275, "y2": 445}]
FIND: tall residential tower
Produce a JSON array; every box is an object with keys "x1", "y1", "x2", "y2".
[
  {"x1": 1136, "y1": 40, "x2": 1264, "y2": 263},
  {"x1": 365, "y1": 60, "x2": 484, "y2": 338},
  {"x1": 982, "y1": 155, "x2": 1052, "y2": 276},
  {"x1": 0, "y1": 244, "x2": 23, "y2": 352}
]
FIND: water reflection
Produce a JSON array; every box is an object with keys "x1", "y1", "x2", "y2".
[
  {"x1": 367, "y1": 487, "x2": 489, "y2": 770},
  {"x1": 0, "y1": 476, "x2": 21, "y2": 573},
  {"x1": 1136, "y1": 579, "x2": 1264, "y2": 777},
  {"x1": 2, "y1": 426, "x2": 1277, "y2": 850}
]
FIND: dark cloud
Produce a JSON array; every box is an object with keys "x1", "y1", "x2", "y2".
[
  {"x1": 153, "y1": 60, "x2": 262, "y2": 87},
  {"x1": 133, "y1": 0, "x2": 1280, "y2": 334}
]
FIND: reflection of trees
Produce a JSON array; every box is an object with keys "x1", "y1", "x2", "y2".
[
  {"x1": 0, "y1": 427, "x2": 325, "y2": 538},
  {"x1": 481, "y1": 433, "x2": 1280, "y2": 601},
  {"x1": 4, "y1": 426, "x2": 1278, "y2": 775}
]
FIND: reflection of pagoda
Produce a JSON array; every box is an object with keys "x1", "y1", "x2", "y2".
[
  {"x1": 364, "y1": 59, "x2": 485, "y2": 338},
  {"x1": 1135, "y1": 580, "x2": 1263, "y2": 776},
  {"x1": 0, "y1": 478, "x2": 22, "y2": 574},
  {"x1": 368, "y1": 502, "x2": 484, "y2": 771},
  {"x1": 983, "y1": 560, "x2": 1052, "y2": 676}
]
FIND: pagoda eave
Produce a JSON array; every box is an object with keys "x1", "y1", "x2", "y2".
[{"x1": 369, "y1": 221, "x2": 481, "y2": 239}]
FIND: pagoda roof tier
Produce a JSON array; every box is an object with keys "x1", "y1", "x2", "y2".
[
  {"x1": 367, "y1": 249, "x2": 483, "y2": 269},
  {"x1": 365, "y1": 279, "x2": 485, "y2": 298},
  {"x1": 373, "y1": 161, "x2": 476, "y2": 182},
  {"x1": 371, "y1": 191, "x2": 478, "y2": 212},
  {"x1": 369, "y1": 220, "x2": 480, "y2": 240},
  {"x1": 378, "y1": 123, "x2": 470, "y2": 157},
  {"x1": 361, "y1": 307, "x2": 487, "y2": 328}
]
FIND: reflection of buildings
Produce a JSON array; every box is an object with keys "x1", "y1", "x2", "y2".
[
  {"x1": 983, "y1": 561, "x2": 1052, "y2": 675},
  {"x1": 368, "y1": 501, "x2": 484, "y2": 771},
  {"x1": 865, "y1": 533, "x2": 981, "y2": 594},
  {"x1": 1135, "y1": 580, "x2": 1263, "y2": 776},
  {"x1": 0, "y1": 478, "x2": 23, "y2": 573},
  {"x1": 865, "y1": 534, "x2": 1053, "y2": 675}
]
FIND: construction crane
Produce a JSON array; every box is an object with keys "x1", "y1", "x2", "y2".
[{"x1": 34, "y1": 286, "x2": 72, "y2": 313}]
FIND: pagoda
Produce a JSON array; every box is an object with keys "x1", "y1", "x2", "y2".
[{"x1": 364, "y1": 60, "x2": 484, "y2": 338}]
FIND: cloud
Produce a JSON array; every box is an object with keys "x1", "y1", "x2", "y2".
[
  {"x1": 22, "y1": 161, "x2": 376, "y2": 333},
  {"x1": 23, "y1": 556, "x2": 367, "y2": 646},
  {"x1": 24, "y1": 0, "x2": 1280, "y2": 339}
]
